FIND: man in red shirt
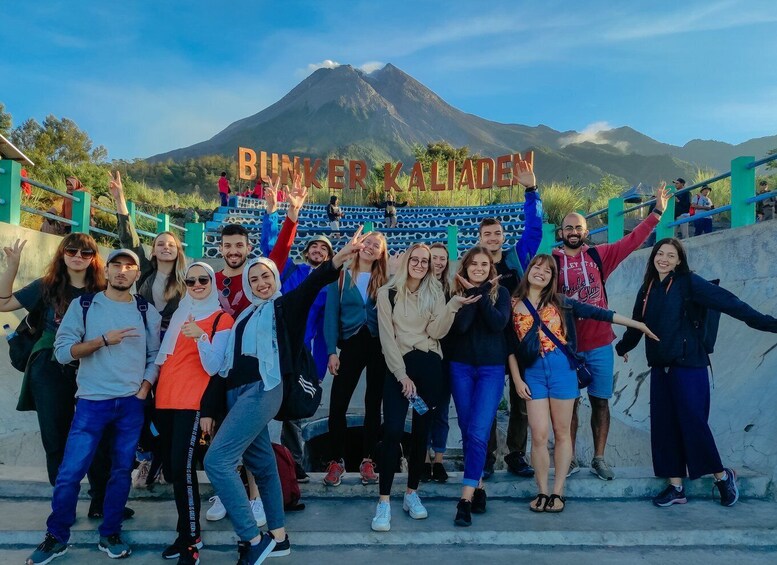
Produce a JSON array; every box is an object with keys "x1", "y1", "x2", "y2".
[
  {"x1": 218, "y1": 172, "x2": 231, "y2": 207},
  {"x1": 553, "y1": 183, "x2": 669, "y2": 480}
]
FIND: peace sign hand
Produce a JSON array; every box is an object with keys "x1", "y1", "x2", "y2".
[
  {"x1": 108, "y1": 170, "x2": 124, "y2": 201},
  {"x1": 285, "y1": 173, "x2": 308, "y2": 222},
  {"x1": 654, "y1": 181, "x2": 669, "y2": 214},
  {"x1": 332, "y1": 225, "x2": 366, "y2": 268},
  {"x1": 514, "y1": 151, "x2": 536, "y2": 188},
  {"x1": 3, "y1": 239, "x2": 27, "y2": 267}
]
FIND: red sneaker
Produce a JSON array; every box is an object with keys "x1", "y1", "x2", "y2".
[
  {"x1": 323, "y1": 460, "x2": 345, "y2": 486},
  {"x1": 360, "y1": 459, "x2": 378, "y2": 485}
]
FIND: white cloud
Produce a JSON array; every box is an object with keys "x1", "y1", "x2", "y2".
[
  {"x1": 306, "y1": 59, "x2": 340, "y2": 72},
  {"x1": 559, "y1": 121, "x2": 630, "y2": 152},
  {"x1": 359, "y1": 61, "x2": 385, "y2": 74}
]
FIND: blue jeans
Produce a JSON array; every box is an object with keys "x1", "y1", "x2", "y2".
[
  {"x1": 47, "y1": 396, "x2": 144, "y2": 543},
  {"x1": 219, "y1": 192, "x2": 228, "y2": 206},
  {"x1": 449, "y1": 362, "x2": 505, "y2": 487},
  {"x1": 580, "y1": 345, "x2": 615, "y2": 399}
]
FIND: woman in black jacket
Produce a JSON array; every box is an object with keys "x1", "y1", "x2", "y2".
[
  {"x1": 616, "y1": 238, "x2": 777, "y2": 509},
  {"x1": 203, "y1": 230, "x2": 362, "y2": 564}
]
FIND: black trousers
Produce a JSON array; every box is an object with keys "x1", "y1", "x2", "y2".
[
  {"x1": 379, "y1": 350, "x2": 443, "y2": 496},
  {"x1": 487, "y1": 372, "x2": 529, "y2": 459},
  {"x1": 28, "y1": 350, "x2": 111, "y2": 499},
  {"x1": 328, "y1": 327, "x2": 385, "y2": 462},
  {"x1": 156, "y1": 409, "x2": 202, "y2": 542}
]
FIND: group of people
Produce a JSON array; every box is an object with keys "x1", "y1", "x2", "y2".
[{"x1": 2, "y1": 165, "x2": 776, "y2": 565}]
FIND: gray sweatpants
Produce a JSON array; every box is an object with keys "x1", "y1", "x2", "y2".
[{"x1": 204, "y1": 381, "x2": 284, "y2": 541}]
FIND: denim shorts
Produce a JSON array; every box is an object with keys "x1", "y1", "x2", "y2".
[
  {"x1": 580, "y1": 344, "x2": 615, "y2": 399},
  {"x1": 523, "y1": 348, "x2": 579, "y2": 400}
]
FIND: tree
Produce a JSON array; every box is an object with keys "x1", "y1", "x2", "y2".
[{"x1": 0, "y1": 102, "x2": 11, "y2": 137}]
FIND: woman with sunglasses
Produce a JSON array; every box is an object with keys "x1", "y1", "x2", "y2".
[
  {"x1": 372, "y1": 243, "x2": 479, "y2": 531},
  {"x1": 154, "y1": 263, "x2": 234, "y2": 564},
  {"x1": 109, "y1": 171, "x2": 187, "y2": 333},
  {"x1": 1, "y1": 234, "x2": 111, "y2": 509}
]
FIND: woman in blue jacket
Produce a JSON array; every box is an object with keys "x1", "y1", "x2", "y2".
[
  {"x1": 616, "y1": 238, "x2": 777, "y2": 508},
  {"x1": 447, "y1": 246, "x2": 510, "y2": 527},
  {"x1": 508, "y1": 254, "x2": 656, "y2": 514}
]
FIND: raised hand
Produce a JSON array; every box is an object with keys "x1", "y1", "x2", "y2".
[
  {"x1": 654, "y1": 181, "x2": 669, "y2": 213},
  {"x1": 388, "y1": 251, "x2": 405, "y2": 275},
  {"x1": 108, "y1": 170, "x2": 124, "y2": 201},
  {"x1": 514, "y1": 152, "x2": 536, "y2": 188},
  {"x1": 3, "y1": 239, "x2": 27, "y2": 267},
  {"x1": 181, "y1": 314, "x2": 206, "y2": 339},
  {"x1": 285, "y1": 173, "x2": 308, "y2": 222},
  {"x1": 455, "y1": 273, "x2": 475, "y2": 290},
  {"x1": 264, "y1": 180, "x2": 278, "y2": 214},
  {"x1": 332, "y1": 225, "x2": 366, "y2": 268}
]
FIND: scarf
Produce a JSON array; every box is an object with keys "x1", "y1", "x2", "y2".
[
  {"x1": 219, "y1": 257, "x2": 283, "y2": 391},
  {"x1": 155, "y1": 262, "x2": 221, "y2": 365}
]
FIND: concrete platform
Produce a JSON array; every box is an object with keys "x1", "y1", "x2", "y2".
[
  {"x1": 1, "y1": 497, "x2": 776, "y2": 549},
  {"x1": 0, "y1": 465, "x2": 771, "y2": 501}
]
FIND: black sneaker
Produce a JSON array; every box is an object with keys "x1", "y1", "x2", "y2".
[
  {"x1": 268, "y1": 534, "x2": 291, "y2": 558},
  {"x1": 421, "y1": 462, "x2": 433, "y2": 482},
  {"x1": 177, "y1": 545, "x2": 200, "y2": 565},
  {"x1": 294, "y1": 462, "x2": 310, "y2": 484},
  {"x1": 237, "y1": 533, "x2": 276, "y2": 565},
  {"x1": 98, "y1": 533, "x2": 132, "y2": 559},
  {"x1": 432, "y1": 462, "x2": 449, "y2": 483},
  {"x1": 454, "y1": 499, "x2": 472, "y2": 527},
  {"x1": 504, "y1": 452, "x2": 534, "y2": 478},
  {"x1": 652, "y1": 484, "x2": 687, "y2": 507},
  {"x1": 88, "y1": 499, "x2": 135, "y2": 520},
  {"x1": 471, "y1": 487, "x2": 487, "y2": 514},
  {"x1": 26, "y1": 532, "x2": 67, "y2": 564},
  {"x1": 482, "y1": 455, "x2": 496, "y2": 480},
  {"x1": 162, "y1": 537, "x2": 203, "y2": 559},
  {"x1": 714, "y1": 468, "x2": 739, "y2": 507}
]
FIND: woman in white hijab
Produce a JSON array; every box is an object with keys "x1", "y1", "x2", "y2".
[
  {"x1": 154, "y1": 262, "x2": 234, "y2": 563},
  {"x1": 204, "y1": 229, "x2": 364, "y2": 564}
]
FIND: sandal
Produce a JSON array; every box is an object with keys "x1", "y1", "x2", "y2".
[
  {"x1": 545, "y1": 494, "x2": 566, "y2": 513},
  {"x1": 529, "y1": 493, "x2": 549, "y2": 513}
]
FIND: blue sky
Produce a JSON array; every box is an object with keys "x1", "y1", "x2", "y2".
[{"x1": 1, "y1": 0, "x2": 775, "y2": 160}]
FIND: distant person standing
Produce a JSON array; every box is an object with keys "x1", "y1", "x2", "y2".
[
  {"x1": 218, "y1": 172, "x2": 231, "y2": 207},
  {"x1": 327, "y1": 195, "x2": 344, "y2": 236},
  {"x1": 672, "y1": 178, "x2": 691, "y2": 239},
  {"x1": 691, "y1": 185, "x2": 713, "y2": 236},
  {"x1": 756, "y1": 180, "x2": 774, "y2": 221}
]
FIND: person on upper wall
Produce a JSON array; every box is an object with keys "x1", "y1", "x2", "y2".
[
  {"x1": 615, "y1": 238, "x2": 777, "y2": 509},
  {"x1": 218, "y1": 172, "x2": 231, "y2": 207}
]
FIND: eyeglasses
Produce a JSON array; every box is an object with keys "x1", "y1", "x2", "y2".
[
  {"x1": 408, "y1": 257, "x2": 429, "y2": 267},
  {"x1": 64, "y1": 247, "x2": 96, "y2": 258},
  {"x1": 562, "y1": 226, "x2": 585, "y2": 233},
  {"x1": 185, "y1": 276, "x2": 211, "y2": 287}
]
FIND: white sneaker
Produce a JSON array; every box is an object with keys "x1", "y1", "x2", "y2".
[
  {"x1": 251, "y1": 498, "x2": 267, "y2": 527},
  {"x1": 371, "y1": 501, "x2": 391, "y2": 532},
  {"x1": 206, "y1": 495, "x2": 227, "y2": 521},
  {"x1": 402, "y1": 491, "x2": 428, "y2": 520}
]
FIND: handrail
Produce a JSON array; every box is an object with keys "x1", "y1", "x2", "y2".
[
  {"x1": 136, "y1": 209, "x2": 158, "y2": 221},
  {"x1": 747, "y1": 190, "x2": 777, "y2": 204},
  {"x1": 19, "y1": 205, "x2": 78, "y2": 226},
  {"x1": 89, "y1": 226, "x2": 118, "y2": 239},
  {"x1": 169, "y1": 222, "x2": 187, "y2": 232},
  {"x1": 667, "y1": 204, "x2": 732, "y2": 227},
  {"x1": 23, "y1": 177, "x2": 80, "y2": 201}
]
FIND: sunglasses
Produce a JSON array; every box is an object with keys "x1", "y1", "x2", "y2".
[
  {"x1": 185, "y1": 276, "x2": 212, "y2": 287},
  {"x1": 221, "y1": 276, "x2": 232, "y2": 297},
  {"x1": 64, "y1": 247, "x2": 96, "y2": 258}
]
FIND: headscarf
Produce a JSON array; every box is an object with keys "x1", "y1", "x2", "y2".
[
  {"x1": 155, "y1": 262, "x2": 221, "y2": 365},
  {"x1": 219, "y1": 257, "x2": 283, "y2": 391}
]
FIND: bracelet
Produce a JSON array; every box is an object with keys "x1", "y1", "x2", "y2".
[
  {"x1": 652, "y1": 208, "x2": 664, "y2": 217},
  {"x1": 524, "y1": 185, "x2": 537, "y2": 192},
  {"x1": 0, "y1": 294, "x2": 11, "y2": 300},
  {"x1": 102, "y1": 335, "x2": 109, "y2": 347}
]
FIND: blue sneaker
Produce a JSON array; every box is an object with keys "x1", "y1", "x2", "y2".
[
  {"x1": 652, "y1": 484, "x2": 687, "y2": 507},
  {"x1": 98, "y1": 534, "x2": 132, "y2": 559},
  {"x1": 25, "y1": 532, "x2": 67, "y2": 565},
  {"x1": 237, "y1": 533, "x2": 276, "y2": 565}
]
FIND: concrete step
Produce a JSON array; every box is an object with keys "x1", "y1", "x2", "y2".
[
  {"x1": 0, "y1": 465, "x2": 772, "y2": 501},
  {"x1": 1, "y1": 497, "x2": 776, "y2": 549}
]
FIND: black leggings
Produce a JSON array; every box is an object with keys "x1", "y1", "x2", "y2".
[
  {"x1": 156, "y1": 409, "x2": 202, "y2": 543},
  {"x1": 379, "y1": 350, "x2": 443, "y2": 496},
  {"x1": 328, "y1": 327, "x2": 385, "y2": 462}
]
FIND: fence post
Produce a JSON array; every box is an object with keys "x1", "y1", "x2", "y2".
[
  {"x1": 447, "y1": 224, "x2": 459, "y2": 260},
  {"x1": 0, "y1": 159, "x2": 22, "y2": 225},
  {"x1": 730, "y1": 156, "x2": 756, "y2": 228},
  {"x1": 364, "y1": 221, "x2": 374, "y2": 234},
  {"x1": 157, "y1": 213, "x2": 170, "y2": 234},
  {"x1": 607, "y1": 197, "x2": 625, "y2": 244},
  {"x1": 538, "y1": 222, "x2": 556, "y2": 254},
  {"x1": 126, "y1": 201, "x2": 137, "y2": 224},
  {"x1": 71, "y1": 190, "x2": 91, "y2": 234},
  {"x1": 184, "y1": 222, "x2": 204, "y2": 259},
  {"x1": 655, "y1": 196, "x2": 675, "y2": 241}
]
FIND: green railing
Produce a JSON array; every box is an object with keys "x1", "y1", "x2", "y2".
[{"x1": 0, "y1": 159, "x2": 205, "y2": 258}]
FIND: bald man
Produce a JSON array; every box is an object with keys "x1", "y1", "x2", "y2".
[{"x1": 552, "y1": 183, "x2": 669, "y2": 480}]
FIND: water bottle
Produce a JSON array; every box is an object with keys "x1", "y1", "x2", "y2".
[
  {"x1": 409, "y1": 394, "x2": 429, "y2": 415},
  {"x1": 3, "y1": 323, "x2": 16, "y2": 341}
]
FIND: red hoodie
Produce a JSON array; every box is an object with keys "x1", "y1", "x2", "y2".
[{"x1": 552, "y1": 213, "x2": 659, "y2": 352}]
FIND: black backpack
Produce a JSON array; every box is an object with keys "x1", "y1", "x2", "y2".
[
  {"x1": 80, "y1": 293, "x2": 149, "y2": 329},
  {"x1": 7, "y1": 302, "x2": 46, "y2": 372},
  {"x1": 274, "y1": 301, "x2": 322, "y2": 421}
]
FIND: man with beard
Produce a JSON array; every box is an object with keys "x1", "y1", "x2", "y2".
[
  {"x1": 261, "y1": 184, "x2": 334, "y2": 482},
  {"x1": 478, "y1": 159, "x2": 543, "y2": 480},
  {"x1": 28, "y1": 250, "x2": 162, "y2": 564},
  {"x1": 552, "y1": 183, "x2": 669, "y2": 480}
]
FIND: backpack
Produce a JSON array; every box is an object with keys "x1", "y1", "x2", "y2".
[
  {"x1": 274, "y1": 301, "x2": 323, "y2": 421},
  {"x1": 80, "y1": 293, "x2": 150, "y2": 330},
  {"x1": 7, "y1": 300, "x2": 46, "y2": 373},
  {"x1": 272, "y1": 443, "x2": 304, "y2": 511},
  {"x1": 554, "y1": 246, "x2": 607, "y2": 303}
]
